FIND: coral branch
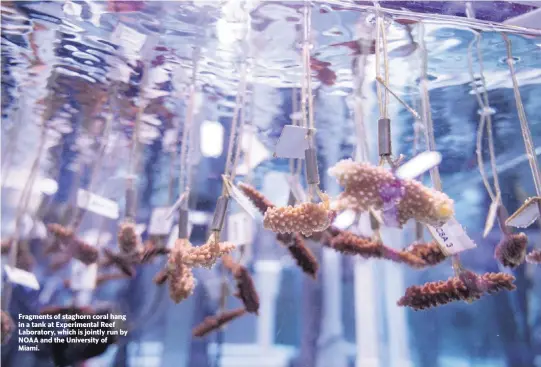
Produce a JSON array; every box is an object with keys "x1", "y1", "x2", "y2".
[
  {"x1": 117, "y1": 220, "x2": 141, "y2": 254},
  {"x1": 328, "y1": 159, "x2": 454, "y2": 227},
  {"x1": 1, "y1": 311, "x2": 14, "y2": 345},
  {"x1": 238, "y1": 183, "x2": 275, "y2": 214},
  {"x1": 494, "y1": 233, "x2": 528, "y2": 268},
  {"x1": 405, "y1": 241, "x2": 447, "y2": 267},
  {"x1": 398, "y1": 272, "x2": 516, "y2": 310},
  {"x1": 222, "y1": 255, "x2": 260, "y2": 314},
  {"x1": 153, "y1": 268, "x2": 169, "y2": 285},
  {"x1": 102, "y1": 248, "x2": 136, "y2": 278},
  {"x1": 192, "y1": 307, "x2": 247, "y2": 338}
]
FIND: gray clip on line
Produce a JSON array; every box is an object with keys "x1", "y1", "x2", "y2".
[
  {"x1": 178, "y1": 208, "x2": 189, "y2": 239},
  {"x1": 211, "y1": 196, "x2": 229, "y2": 232},
  {"x1": 305, "y1": 148, "x2": 320, "y2": 185},
  {"x1": 378, "y1": 118, "x2": 392, "y2": 157}
]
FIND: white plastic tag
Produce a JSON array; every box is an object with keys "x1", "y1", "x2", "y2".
[
  {"x1": 286, "y1": 175, "x2": 307, "y2": 203},
  {"x1": 395, "y1": 151, "x2": 442, "y2": 180},
  {"x1": 166, "y1": 223, "x2": 194, "y2": 249},
  {"x1": 333, "y1": 210, "x2": 356, "y2": 230},
  {"x1": 111, "y1": 23, "x2": 147, "y2": 53},
  {"x1": 483, "y1": 194, "x2": 500, "y2": 238},
  {"x1": 149, "y1": 207, "x2": 174, "y2": 236},
  {"x1": 274, "y1": 125, "x2": 315, "y2": 159},
  {"x1": 77, "y1": 189, "x2": 120, "y2": 220},
  {"x1": 166, "y1": 190, "x2": 190, "y2": 220},
  {"x1": 140, "y1": 34, "x2": 159, "y2": 62},
  {"x1": 70, "y1": 260, "x2": 97, "y2": 291},
  {"x1": 426, "y1": 217, "x2": 477, "y2": 256},
  {"x1": 223, "y1": 177, "x2": 257, "y2": 219},
  {"x1": 505, "y1": 197, "x2": 541, "y2": 228},
  {"x1": 38, "y1": 278, "x2": 61, "y2": 305},
  {"x1": 227, "y1": 212, "x2": 254, "y2": 245},
  {"x1": 4, "y1": 265, "x2": 40, "y2": 290}
]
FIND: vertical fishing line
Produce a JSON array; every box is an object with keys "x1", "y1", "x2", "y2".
[
  {"x1": 303, "y1": 1, "x2": 315, "y2": 131},
  {"x1": 502, "y1": 33, "x2": 541, "y2": 197}
]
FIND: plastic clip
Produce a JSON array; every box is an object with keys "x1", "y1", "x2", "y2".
[
  {"x1": 125, "y1": 187, "x2": 136, "y2": 219},
  {"x1": 211, "y1": 196, "x2": 229, "y2": 232},
  {"x1": 305, "y1": 148, "x2": 319, "y2": 185},
  {"x1": 178, "y1": 208, "x2": 189, "y2": 239},
  {"x1": 378, "y1": 118, "x2": 392, "y2": 157}
]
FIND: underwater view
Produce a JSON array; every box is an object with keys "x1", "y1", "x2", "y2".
[{"x1": 1, "y1": 1, "x2": 541, "y2": 366}]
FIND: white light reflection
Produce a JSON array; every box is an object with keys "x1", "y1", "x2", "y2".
[{"x1": 200, "y1": 120, "x2": 224, "y2": 158}]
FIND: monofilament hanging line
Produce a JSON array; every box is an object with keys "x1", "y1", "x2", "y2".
[
  {"x1": 302, "y1": 0, "x2": 315, "y2": 131},
  {"x1": 467, "y1": 33, "x2": 501, "y2": 203},
  {"x1": 374, "y1": 6, "x2": 390, "y2": 120},
  {"x1": 178, "y1": 47, "x2": 200, "y2": 198},
  {"x1": 501, "y1": 33, "x2": 541, "y2": 197},
  {"x1": 419, "y1": 22, "x2": 463, "y2": 271}
]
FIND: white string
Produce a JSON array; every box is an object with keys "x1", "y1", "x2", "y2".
[{"x1": 502, "y1": 33, "x2": 541, "y2": 197}]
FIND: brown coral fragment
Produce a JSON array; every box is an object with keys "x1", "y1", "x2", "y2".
[
  {"x1": 102, "y1": 248, "x2": 136, "y2": 278},
  {"x1": 276, "y1": 233, "x2": 319, "y2": 278},
  {"x1": 153, "y1": 268, "x2": 169, "y2": 285},
  {"x1": 238, "y1": 183, "x2": 275, "y2": 214},
  {"x1": 139, "y1": 242, "x2": 169, "y2": 264},
  {"x1": 192, "y1": 307, "x2": 247, "y2": 338},
  {"x1": 1, "y1": 240, "x2": 35, "y2": 271},
  {"x1": 494, "y1": 233, "x2": 528, "y2": 268},
  {"x1": 46, "y1": 223, "x2": 74, "y2": 253},
  {"x1": 526, "y1": 249, "x2": 541, "y2": 264},
  {"x1": 167, "y1": 257, "x2": 195, "y2": 304},
  {"x1": 222, "y1": 255, "x2": 260, "y2": 314},
  {"x1": 117, "y1": 220, "x2": 141, "y2": 254},
  {"x1": 397, "y1": 272, "x2": 516, "y2": 310},
  {"x1": 405, "y1": 241, "x2": 447, "y2": 267},
  {"x1": 1, "y1": 311, "x2": 14, "y2": 345},
  {"x1": 72, "y1": 238, "x2": 99, "y2": 265}
]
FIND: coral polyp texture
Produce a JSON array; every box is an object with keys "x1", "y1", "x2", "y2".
[
  {"x1": 405, "y1": 241, "x2": 447, "y2": 267},
  {"x1": 328, "y1": 159, "x2": 454, "y2": 227},
  {"x1": 398, "y1": 272, "x2": 516, "y2": 310},
  {"x1": 494, "y1": 233, "x2": 528, "y2": 268},
  {"x1": 263, "y1": 193, "x2": 332, "y2": 236},
  {"x1": 117, "y1": 220, "x2": 141, "y2": 254},
  {"x1": 173, "y1": 236, "x2": 235, "y2": 269},
  {"x1": 238, "y1": 183, "x2": 275, "y2": 213},
  {"x1": 167, "y1": 258, "x2": 195, "y2": 304},
  {"x1": 526, "y1": 249, "x2": 541, "y2": 264}
]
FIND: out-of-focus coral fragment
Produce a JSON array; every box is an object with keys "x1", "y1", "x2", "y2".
[
  {"x1": 222, "y1": 255, "x2": 260, "y2": 314},
  {"x1": 192, "y1": 307, "x2": 247, "y2": 338},
  {"x1": 494, "y1": 233, "x2": 528, "y2": 268},
  {"x1": 526, "y1": 249, "x2": 541, "y2": 264}
]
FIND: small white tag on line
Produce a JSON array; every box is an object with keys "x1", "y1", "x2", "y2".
[
  {"x1": 426, "y1": 217, "x2": 477, "y2": 256},
  {"x1": 227, "y1": 212, "x2": 254, "y2": 245},
  {"x1": 395, "y1": 151, "x2": 442, "y2": 180},
  {"x1": 274, "y1": 125, "x2": 315, "y2": 159},
  {"x1": 505, "y1": 197, "x2": 541, "y2": 228},
  {"x1": 4, "y1": 265, "x2": 40, "y2": 290},
  {"x1": 483, "y1": 194, "x2": 500, "y2": 238},
  {"x1": 77, "y1": 189, "x2": 119, "y2": 220},
  {"x1": 149, "y1": 207, "x2": 174, "y2": 236}
]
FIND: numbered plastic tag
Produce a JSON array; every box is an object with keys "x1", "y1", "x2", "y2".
[
  {"x1": 149, "y1": 207, "x2": 174, "y2": 236},
  {"x1": 77, "y1": 189, "x2": 119, "y2": 220},
  {"x1": 4, "y1": 265, "x2": 40, "y2": 290},
  {"x1": 286, "y1": 175, "x2": 307, "y2": 203},
  {"x1": 395, "y1": 151, "x2": 442, "y2": 180},
  {"x1": 227, "y1": 212, "x2": 254, "y2": 245},
  {"x1": 483, "y1": 194, "x2": 500, "y2": 238},
  {"x1": 426, "y1": 217, "x2": 477, "y2": 256},
  {"x1": 70, "y1": 260, "x2": 97, "y2": 291},
  {"x1": 505, "y1": 197, "x2": 541, "y2": 228},
  {"x1": 274, "y1": 125, "x2": 315, "y2": 159}
]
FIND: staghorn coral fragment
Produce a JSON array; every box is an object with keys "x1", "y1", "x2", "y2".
[
  {"x1": 153, "y1": 268, "x2": 169, "y2": 285},
  {"x1": 173, "y1": 236, "x2": 235, "y2": 269},
  {"x1": 494, "y1": 233, "x2": 528, "y2": 268},
  {"x1": 1, "y1": 240, "x2": 35, "y2": 271},
  {"x1": 263, "y1": 193, "x2": 332, "y2": 237},
  {"x1": 117, "y1": 220, "x2": 141, "y2": 254},
  {"x1": 167, "y1": 253, "x2": 195, "y2": 304},
  {"x1": 281, "y1": 234, "x2": 319, "y2": 278},
  {"x1": 222, "y1": 255, "x2": 260, "y2": 314},
  {"x1": 1, "y1": 311, "x2": 14, "y2": 345},
  {"x1": 526, "y1": 249, "x2": 541, "y2": 264},
  {"x1": 405, "y1": 241, "x2": 447, "y2": 267},
  {"x1": 328, "y1": 159, "x2": 454, "y2": 227},
  {"x1": 102, "y1": 248, "x2": 136, "y2": 278},
  {"x1": 192, "y1": 307, "x2": 247, "y2": 338},
  {"x1": 46, "y1": 223, "x2": 74, "y2": 253},
  {"x1": 238, "y1": 183, "x2": 275, "y2": 214},
  {"x1": 398, "y1": 272, "x2": 516, "y2": 310},
  {"x1": 96, "y1": 273, "x2": 130, "y2": 287}
]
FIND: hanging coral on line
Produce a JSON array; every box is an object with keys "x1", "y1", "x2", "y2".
[{"x1": 328, "y1": 159, "x2": 454, "y2": 227}]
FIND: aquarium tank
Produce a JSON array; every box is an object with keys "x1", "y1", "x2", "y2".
[{"x1": 1, "y1": 1, "x2": 541, "y2": 367}]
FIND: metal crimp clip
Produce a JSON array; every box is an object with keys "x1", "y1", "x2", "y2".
[{"x1": 211, "y1": 196, "x2": 229, "y2": 232}]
